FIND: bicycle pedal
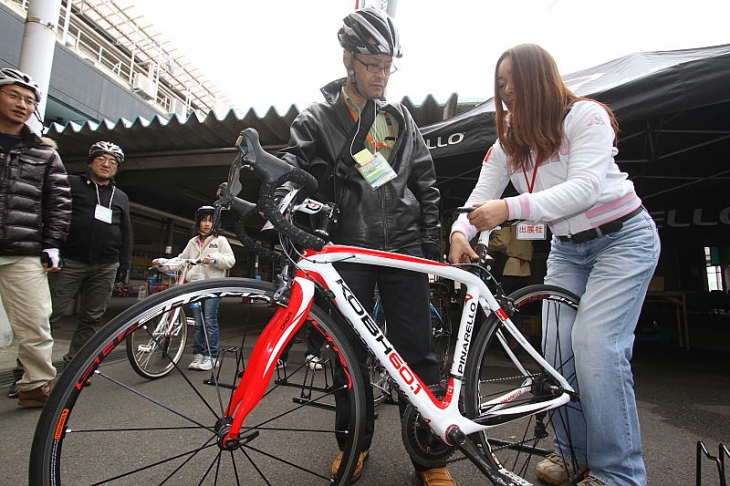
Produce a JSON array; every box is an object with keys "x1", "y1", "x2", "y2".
[
  {"x1": 137, "y1": 345, "x2": 153, "y2": 353},
  {"x1": 186, "y1": 318, "x2": 196, "y2": 326}
]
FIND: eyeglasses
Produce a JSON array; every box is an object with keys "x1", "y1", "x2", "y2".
[
  {"x1": 354, "y1": 56, "x2": 397, "y2": 75},
  {"x1": 0, "y1": 90, "x2": 38, "y2": 107},
  {"x1": 94, "y1": 156, "x2": 119, "y2": 167}
]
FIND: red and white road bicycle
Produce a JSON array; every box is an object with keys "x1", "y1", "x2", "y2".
[{"x1": 31, "y1": 129, "x2": 585, "y2": 486}]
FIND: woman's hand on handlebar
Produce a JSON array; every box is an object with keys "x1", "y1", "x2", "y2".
[
  {"x1": 448, "y1": 231, "x2": 478, "y2": 264},
  {"x1": 467, "y1": 200, "x2": 509, "y2": 232}
]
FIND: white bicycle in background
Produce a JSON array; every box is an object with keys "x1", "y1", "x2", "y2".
[{"x1": 125, "y1": 257, "x2": 203, "y2": 379}]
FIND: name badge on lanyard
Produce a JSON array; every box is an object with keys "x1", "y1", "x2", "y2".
[
  {"x1": 94, "y1": 184, "x2": 115, "y2": 224},
  {"x1": 95, "y1": 205, "x2": 113, "y2": 224},
  {"x1": 518, "y1": 159, "x2": 546, "y2": 239},
  {"x1": 353, "y1": 148, "x2": 397, "y2": 190},
  {"x1": 516, "y1": 221, "x2": 546, "y2": 240}
]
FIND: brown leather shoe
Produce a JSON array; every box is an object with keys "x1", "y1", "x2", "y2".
[
  {"x1": 331, "y1": 450, "x2": 369, "y2": 483},
  {"x1": 418, "y1": 466, "x2": 457, "y2": 486},
  {"x1": 18, "y1": 381, "x2": 54, "y2": 408}
]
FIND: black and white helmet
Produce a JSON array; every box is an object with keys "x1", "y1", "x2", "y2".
[
  {"x1": 88, "y1": 141, "x2": 124, "y2": 164},
  {"x1": 0, "y1": 68, "x2": 42, "y2": 101},
  {"x1": 338, "y1": 7, "x2": 402, "y2": 58}
]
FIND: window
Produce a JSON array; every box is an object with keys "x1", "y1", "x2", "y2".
[{"x1": 704, "y1": 247, "x2": 723, "y2": 291}]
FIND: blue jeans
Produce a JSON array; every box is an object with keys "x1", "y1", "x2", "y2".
[
  {"x1": 190, "y1": 297, "x2": 220, "y2": 358},
  {"x1": 544, "y1": 210, "x2": 659, "y2": 486}
]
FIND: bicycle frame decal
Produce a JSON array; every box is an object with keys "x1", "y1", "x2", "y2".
[
  {"x1": 457, "y1": 295, "x2": 478, "y2": 375},
  {"x1": 337, "y1": 278, "x2": 393, "y2": 357},
  {"x1": 77, "y1": 325, "x2": 138, "y2": 390}
]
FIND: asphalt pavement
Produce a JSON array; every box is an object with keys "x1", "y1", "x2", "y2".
[{"x1": 0, "y1": 296, "x2": 728, "y2": 485}]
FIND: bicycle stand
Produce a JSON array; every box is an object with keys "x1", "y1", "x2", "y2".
[
  {"x1": 203, "y1": 346, "x2": 244, "y2": 390},
  {"x1": 274, "y1": 353, "x2": 337, "y2": 411},
  {"x1": 696, "y1": 441, "x2": 729, "y2": 486}
]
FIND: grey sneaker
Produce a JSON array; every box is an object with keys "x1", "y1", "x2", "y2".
[
  {"x1": 197, "y1": 356, "x2": 220, "y2": 371},
  {"x1": 188, "y1": 354, "x2": 204, "y2": 370},
  {"x1": 306, "y1": 354, "x2": 324, "y2": 371},
  {"x1": 535, "y1": 453, "x2": 586, "y2": 485}
]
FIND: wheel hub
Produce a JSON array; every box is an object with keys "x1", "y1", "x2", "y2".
[{"x1": 215, "y1": 417, "x2": 259, "y2": 451}]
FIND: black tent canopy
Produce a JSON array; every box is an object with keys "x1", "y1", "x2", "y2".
[{"x1": 421, "y1": 44, "x2": 730, "y2": 246}]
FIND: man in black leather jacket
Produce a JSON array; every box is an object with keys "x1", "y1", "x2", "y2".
[
  {"x1": 279, "y1": 8, "x2": 455, "y2": 486},
  {"x1": 0, "y1": 68, "x2": 71, "y2": 407}
]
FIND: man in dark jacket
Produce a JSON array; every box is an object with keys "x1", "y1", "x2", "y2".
[
  {"x1": 49, "y1": 141, "x2": 132, "y2": 364},
  {"x1": 0, "y1": 68, "x2": 71, "y2": 407},
  {"x1": 279, "y1": 8, "x2": 454, "y2": 486}
]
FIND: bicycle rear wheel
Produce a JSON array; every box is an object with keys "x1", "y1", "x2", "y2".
[
  {"x1": 463, "y1": 284, "x2": 587, "y2": 484},
  {"x1": 30, "y1": 278, "x2": 367, "y2": 486},
  {"x1": 126, "y1": 306, "x2": 188, "y2": 379}
]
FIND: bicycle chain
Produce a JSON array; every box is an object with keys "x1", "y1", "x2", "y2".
[
  {"x1": 478, "y1": 371, "x2": 551, "y2": 452},
  {"x1": 480, "y1": 370, "x2": 540, "y2": 384}
]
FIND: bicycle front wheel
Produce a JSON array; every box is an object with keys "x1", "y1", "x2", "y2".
[
  {"x1": 126, "y1": 305, "x2": 188, "y2": 379},
  {"x1": 31, "y1": 278, "x2": 367, "y2": 486},
  {"x1": 463, "y1": 284, "x2": 587, "y2": 484}
]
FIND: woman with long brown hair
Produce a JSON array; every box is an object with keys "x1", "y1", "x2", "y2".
[{"x1": 449, "y1": 44, "x2": 659, "y2": 486}]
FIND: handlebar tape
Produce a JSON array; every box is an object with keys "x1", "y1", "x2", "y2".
[
  {"x1": 229, "y1": 197, "x2": 283, "y2": 262},
  {"x1": 259, "y1": 176, "x2": 325, "y2": 251},
  {"x1": 237, "y1": 128, "x2": 325, "y2": 251}
]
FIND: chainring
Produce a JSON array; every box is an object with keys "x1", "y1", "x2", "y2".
[{"x1": 400, "y1": 403, "x2": 455, "y2": 468}]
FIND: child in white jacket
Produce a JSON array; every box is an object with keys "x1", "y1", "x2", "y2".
[{"x1": 154, "y1": 205, "x2": 235, "y2": 371}]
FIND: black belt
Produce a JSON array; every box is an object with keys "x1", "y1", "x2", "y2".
[{"x1": 557, "y1": 206, "x2": 644, "y2": 244}]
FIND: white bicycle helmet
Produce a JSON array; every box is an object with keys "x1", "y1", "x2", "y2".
[
  {"x1": 89, "y1": 141, "x2": 124, "y2": 164},
  {"x1": 195, "y1": 205, "x2": 215, "y2": 220},
  {"x1": 0, "y1": 68, "x2": 42, "y2": 101},
  {"x1": 338, "y1": 7, "x2": 402, "y2": 58}
]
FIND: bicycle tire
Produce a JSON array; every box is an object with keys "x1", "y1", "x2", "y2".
[
  {"x1": 125, "y1": 306, "x2": 188, "y2": 379},
  {"x1": 463, "y1": 284, "x2": 588, "y2": 484},
  {"x1": 30, "y1": 277, "x2": 367, "y2": 486}
]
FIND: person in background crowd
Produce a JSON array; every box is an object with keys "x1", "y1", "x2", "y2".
[
  {"x1": 278, "y1": 8, "x2": 453, "y2": 486},
  {"x1": 0, "y1": 68, "x2": 71, "y2": 407},
  {"x1": 49, "y1": 141, "x2": 131, "y2": 374},
  {"x1": 449, "y1": 44, "x2": 660, "y2": 486},
  {"x1": 154, "y1": 205, "x2": 235, "y2": 371}
]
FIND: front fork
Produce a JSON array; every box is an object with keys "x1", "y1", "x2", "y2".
[{"x1": 221, "y1": 278, "x2": 314, "y2": 447}]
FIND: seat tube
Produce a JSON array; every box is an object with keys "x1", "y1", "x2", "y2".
[{"x1": 451, "y1": 284, "x2": 482, "y2": 378}]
